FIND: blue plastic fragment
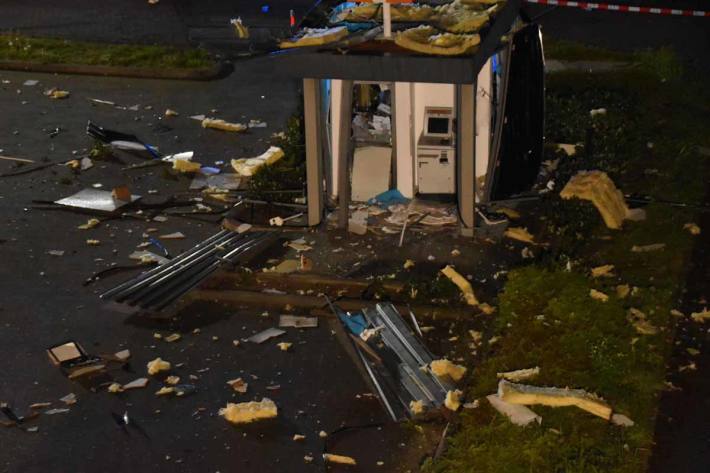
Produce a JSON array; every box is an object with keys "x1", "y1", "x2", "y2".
[
  {"x1": 338, "y1": 311, "x2": 368, "y2": 336},
  {"x1": 261, "y1": 5, "x2": 270, "y2": 13},
  {"x1": 200, "y1": 166, "x2": 221, "y2": 175},
  {"x1": 368, "y1": 189, "x2": 409, "y2": 207}
]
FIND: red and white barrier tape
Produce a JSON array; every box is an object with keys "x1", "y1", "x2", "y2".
[{"x1": 524, "y1": 0, "x2": 710, "y2": 17}]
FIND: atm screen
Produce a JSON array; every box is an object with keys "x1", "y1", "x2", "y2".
[{"x1": 427, "y1": 117, "x2": 450, "y2": 135}]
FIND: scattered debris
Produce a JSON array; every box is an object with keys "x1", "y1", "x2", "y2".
[
  {"x1": 219, "y1": 398, "x2": 277, "y2": 424},
  {"x1": 202, "y1": 118, "x2": 247, "y2": 133},
  {"x1": 269, "y1": 212, "x2": 303, "y2": 227},
  {"x1": 173, "y1": 159, "x2": 201, "y2": 173},
  {"x1": 616, "y1": 284, "x2": 630, "y2": 298},
  {"x1": 45, "y1": 88, "x2": 70, "y2": 99},
  {"x1": 44, "y1": 408, "x2": 70, "y2": 415},
  {"x1": 323, "y1": 453, "x2": 357, "y2": 466},
  {"x1": 503, "y1": 227, "x2": 535, "y2": 244},
  {"x1": 77, "y1": 218, "x2": 100, "y2": 230},
  {"x1": 498, "y1": 379, "x2": 612, "y2": 420},
  {"x1": 227, "y1": 378, "x2": 248, "y2": 394},
  {"x1": 591, "y1": 264, "x2": 614, "y2": 278},
  {"x1": 159, "y1": 232, "x2": 185, "y2": 240},
  {"x1": 48, "y1": 250, "x2": 65, "y2": 257},
  {"x1": 690, "y1": 308, "x2": 710, "y2": 323},
  {"x1": 348, "y1": 209, "x2": 369, "y2": 235},
  {"x1": 0, "y1": 154, "x2": 34, "y2": 164},
  {"x1": 108, "y1": 383, "x2": 123, "y2": 393},
  {"x1": 276, "y1": 342, "x2": 292, "y2": 351},
  {"x1": 248, "y1": 328, "x2": 285, "y2": 344},
  {"x1": 230, "y1": 17, "x2": 250, "y2": 39},
  {"x1": 589, "y1": 108, "x2": 607, "y2": 117},
  {"x1": 590, "y1": 289, "x2": 609, "y2": 302},
  {"x1": 55, "y1": 188, "x2": 140, "y2": 212},
  {"x1": 627, "y1": 308, "x2": 658, "y2": 335},
  {"x1": 683, "y1": 223, "x2": 701, "y2": 235},
  {"x1": 59, "y1": 393, "x2": 77, "y2": 405},
  {"x1": 497, "y1": 367, "x2": 540, "y2": 382},
  {"x1": 486, "y1": 394, "x2": 541, "y2": 426},
  {"x1": 631, "y1": 243, "x2": 666, "y2": 253},
  {"x1": 165, "y1": 376, "x2": 180, "y2": 385},
  {"x1": 293, "y1": 434, "x2": 305, "y2": 441},
  {"x1": 279, "y1": 315, "x2": 318, "y2": 328},
  {"x1": 122, "y1": 378, "x2": 149, "y2": 390},
  {"x1": 610, "y1": 413, "x2": 635, "y2": 427},
  {"x1": 430, "y1": 359, "x2": 467, "y2": 382},
  {"x1": 155, "y1": 386, "x2": 175, "y2": 396},
  {"x1": 164, "y1": 109, "x2": 179, "y2": 117},
  {"x1": 445, "y1": 389, "x2": 462, "y2": 411},
  {"x1": 147, "y1": 358, "x2": 171, "y2": 375},
  {"x1": 164, "y1": 333, "x2": 181, "y2": 343},
  {"x1": 556, "y1": 143, "x2": 577, "y2": 156},
  {"x1": 409, "y1": 400, "x2": 425, "y2": 415},
  {"x1": 440, "y1": 265, "x2": 479, "y2": 306},
  {"x1": 560, "y1": 171, "x2": 644, "y2": 229},
  {"x1": 86, "y1": 239, "x2": 100, "y2": 246}
]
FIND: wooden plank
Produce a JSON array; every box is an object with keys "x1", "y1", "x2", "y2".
[{"x1": 187, "y1": 289, "x2": 473, "y2": 320}]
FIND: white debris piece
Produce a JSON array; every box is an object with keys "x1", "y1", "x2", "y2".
[{"x1": 486, "y1": 394, "x2": 542, "y2": 426}]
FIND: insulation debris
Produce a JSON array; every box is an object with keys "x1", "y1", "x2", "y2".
[
  {"x1": 227, "y1": 378, "x2": 248, "y2": 394},
  {"x1": 107, "y1": 383, "x2": 123, "y2": 393},
  {"x1": 440, "y1": 265, "x2": 479, "y2": 306},
  {"x1": 560, "y1": 171, "x2": 644, "y2": 229},
  {"x1": 616, "y1": 284, "x2": 630, "y2": 298},
  {"x1": 77, "y1": 218, "x2": 100, "y2": 230},
  {"x1": 590, "y1": 289, "x2": 609, "y2": 302},
  {"x1": 280, "y1": 26, "x2": 349, "y2": 49},
  {"x1": 498, "y1": 379, "x2": 612, "y2": 420},
  {"x1": 395, "y1": 26, "x2": 481, "y2": 56},
  {"x1": 409, "y1": 400, "x2": 425, "y2": 415},
  {"x1": 155, "y1": 386, "x2": 175, "y2": 396},
  {"x1": 219, "y1": 398, "x2": 277, "y2": 424},
  {"x1": 436, "y1": 1, "x2": 496, "y2": 33},
  {"x1": 627, "y1": 308, "x2": 658, "y2": 335},
  {"x1": 147, "y1": 358, "x2": 171, "y2": 375},
  {"x1": 231, "y1": 146, "x2": 284, "y2": 177},
  {"x1": 430, "y1": 359, "x2": 467, "y2": 382},
  {"x1": 486, "y1": 394, "x2": 541, "y2": 426},
  {"x1": 445, "y1": 389, "x2": 463, "y2": 411},
  {"x1": 690, "y1": 308, "x2": 710, "y2": 323},
  {"x1": 497, "y1": 367, "x2": 540, "y2": 382},
  {"x1": 610, "y1": 413, "x2": 635, "y2": 427},
  {"x1": 322, "y1": 453, "x2": 357, "y2": 466},
  {"x1": 173, "y1": 159, "x2": 201, "y2": 173},
  {"x1": 165, "y1": 376, "x2": 180, "y2": 385},
  {"x1": 201, "y1": 118, "x2": 247, "y2": 132},
  {"x1": 503, "y1": 227, "x2": 534, "y2": 244},
  {"x1": 164, "y1": 333, "x2": 182, "y2": 343},
  {"x1": 683, "y1": 223, "x2": 701, "y2": 235},
  {"x1": 276, "y1": 342, "x2": 292, "y2": 351},
  {"x1": 631, "y1": 243, "x2": 666, "y2": 253},
  {"x1": 591, "y1": 264, "x2": 615, "y2": 278},
  {"x1": 45, "y1": 88, "x2": 70, "y2": 99}
]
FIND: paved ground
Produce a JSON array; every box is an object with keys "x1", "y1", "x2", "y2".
[
  {"x1": 1, "y1": 2, "x2": 709, "y2": 472},
  {"x1": 0, "y1": 67, "x2": 427, "y2": 473}
]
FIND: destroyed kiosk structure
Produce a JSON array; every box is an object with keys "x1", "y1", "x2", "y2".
[{"x1": 261, "y1": 0, "x2": 544, "y2": 236}]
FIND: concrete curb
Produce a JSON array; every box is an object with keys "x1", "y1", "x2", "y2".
[{"x1": 0, "y1": 59, "x2": 232, "y2": 81}]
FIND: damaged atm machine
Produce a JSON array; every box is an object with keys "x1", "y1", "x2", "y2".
[{"x1": 265, "y1": 0, "x2": 544, "y2": 235}]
